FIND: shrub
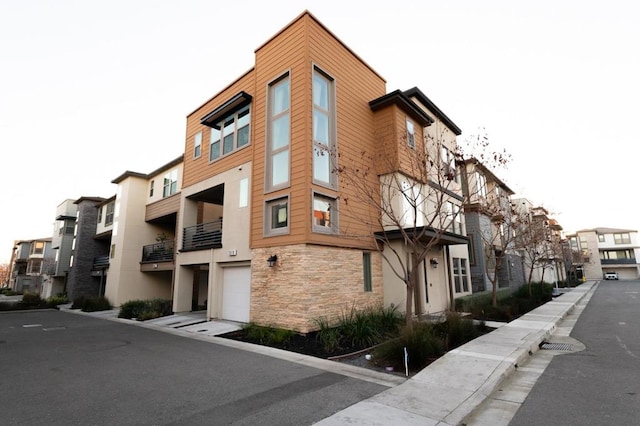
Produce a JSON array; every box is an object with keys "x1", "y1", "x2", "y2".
[
  {"x1": 374, "y1": 322, "x2": 445, "y2": 372},
  {"x1": 242, "y1": 323, "x2": 294, "y2": 345},
  {"x1": 46, "y1": 295, "x2": 68, "y2": 306},
  {"x1": 72, "y1": 296, "x2": 112, "y2": 312},
  {"x1": 19, "y1": 293, "x2": 47, "y2": 308},
  {"x1": 118, "y1": 299, "x2": 172, "y2": 320}
]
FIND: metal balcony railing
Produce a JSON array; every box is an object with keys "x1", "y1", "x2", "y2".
[
  {"x1": 182, "y1": 219, "x2": 223, "y2": 251},
  {"x1": 601, "y1": 258, "x2": 636, "y2": 265},
  {"x1": 141, "y1": 241, "x2": 175, "y2": 263},
  {"x1": 93, "y1": 255, "x2": 110, "y2": 270}
]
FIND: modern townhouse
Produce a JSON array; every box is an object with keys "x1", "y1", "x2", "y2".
[
  {"x1": 462, "y1": 159, "x2": 525, "y2": 293},
  {"x1": 172, "y1": 11, "x2": 471, "y2": 332},
  {"x1": 103, "y1": 155, "x2": 183, "y2": 307},
  {"x1": 567, "y1": 228, "x2": 640, "y2": 280},
  {"x1": 9, "y1": 238, "x2": 55, "y2": 295}
]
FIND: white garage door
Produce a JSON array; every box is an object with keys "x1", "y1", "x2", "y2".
[{"x1": 222, "y1": 266, "x2": 251, "y2": 323}]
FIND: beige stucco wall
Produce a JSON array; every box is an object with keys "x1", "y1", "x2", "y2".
[
  {"x1": 104, "y1": 176, "x2": 172, "y2": 306},
  {"x1": 174, "y1": 161, "x2": 252, "y2": 313},
  {"x1": 250, "y1": 244, "x2": 383, "y2": 333}
]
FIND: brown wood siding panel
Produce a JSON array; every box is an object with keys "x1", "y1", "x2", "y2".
[
  {"x1": 183, "y1": 70, "x2": 256, "y2": 189},
  {"x1": 145, "y1": 194, "x2": 180, "y2": 222},
  {"x1": 251, "y1": 16, "x2": 309, "y2": 248}
]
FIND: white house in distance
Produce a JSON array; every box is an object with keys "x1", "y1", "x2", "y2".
[{"x1": 567, "y1": 227, "x2": 640, "y2": 280}]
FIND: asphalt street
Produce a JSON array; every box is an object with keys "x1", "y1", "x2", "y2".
[
  {"x1": 0, "y1": 310, "x2": 387, "y2": 425},
  {"x1": 510, "y1": 280, "x2": 640, "y2": 425}
]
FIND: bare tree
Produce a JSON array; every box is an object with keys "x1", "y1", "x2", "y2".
[{"x1": 333, "y1": 125, "x2": 508, "y2": 328}]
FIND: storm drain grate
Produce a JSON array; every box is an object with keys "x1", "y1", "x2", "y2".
[{"x1": 540, "y1": 342, "x2": 573, "y2": 351}]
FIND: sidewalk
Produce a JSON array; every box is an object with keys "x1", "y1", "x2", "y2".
[{"x1": 314, "y1": 281, "x2": 597, "y2": 426}]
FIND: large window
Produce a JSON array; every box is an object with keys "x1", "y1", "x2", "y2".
[
  {"x1": 614, "y1": 233, "x2": 631, "y2": 244},
  {"x1": 441, "y1": 145, "x2": 457, "y2": 182},
  {"x1": 266, "y1": 74, "x2": 290, "y2": 191},
  {"x1": 31, "y1": 241, "x2": 44, "y2": 255},
  {"x1": 265, "y1": 196, "x2": 289, "y2": 236},
  {"x1": 313, "y1": 67, "x2": 336, "y2": 187},
  {"x1": 28, "y1": 259, "x2": 42, "y2": 274},
  {"x1": 452, "y1": 258, "x2": 469, "y2": 293},
  {"x1": 163, "y1": 170, "x2": 178, "y2": 198},
  {"x1": 312, "y1": 193, "x2": 337, "y2": 233},
  {"x1": 209, "y1": 106, "x2": 250, "y2": 161}
]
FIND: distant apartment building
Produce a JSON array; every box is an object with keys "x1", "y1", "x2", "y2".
[
  {"x1": 49, "y1": 199, "x2": 78, "y2": 298},
  {"x1": 462, "y1": 159, "x2": 525, "y2": 293},
  {"x1": 567, "y1": 228, "x2": 640, "y2": 280},
  {"x1": 9, "y1": 238, "x2": 55, "y2": 294},
  {"x1": 172, "y1": 11, "x2": 471, "y2": 332}
]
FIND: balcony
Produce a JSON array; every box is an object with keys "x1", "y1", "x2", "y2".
[
  {"x1": 141, "y1": 241, "x2": 175, "y2": 263},
  {"x1": 601, "y1": 258, "x2": 637, "y2": 265},
  {"x1": 182, "y1": 219, "x2": 223, "y2": 251},
  {"x1": 93, "y1": 255, "x2": 110, "y2": 270}
]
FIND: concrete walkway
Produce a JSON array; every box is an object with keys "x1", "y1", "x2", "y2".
[{"x1": 315, "y1": 281, "x2": 596, "y2": 425}]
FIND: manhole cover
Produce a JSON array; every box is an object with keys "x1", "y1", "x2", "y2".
[{"x1": 540, "y1": 342, "x2": 573, "y2": 351}]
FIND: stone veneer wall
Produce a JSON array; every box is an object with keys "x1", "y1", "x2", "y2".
[{"x1": 251, "y1": 244, "x2": 383, "y2": 333}]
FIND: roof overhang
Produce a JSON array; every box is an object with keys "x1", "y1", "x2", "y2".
[
  {"x1": 201, "y1": 91, "x2": 252, "y2": 128},
  {"x1": 369, "y1": 90, "x2": 434, "y2": 127},
  {"x1": 375, "y1": 227, "x2": 469, "y2": 246}
]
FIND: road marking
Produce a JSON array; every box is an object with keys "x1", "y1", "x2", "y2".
[
  {"x1": 616, "y1": 335, "x2": 639, "y2": 360},
  {"x1": 22, "y1": 324, "x2": 42, "y2": 328}
]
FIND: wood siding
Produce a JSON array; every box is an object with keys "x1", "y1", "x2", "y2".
[{"x1": 145, "y1": 193, "x2": 180, "y2": 222}]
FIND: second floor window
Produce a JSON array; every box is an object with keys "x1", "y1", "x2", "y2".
[
  {"x1": 475, "y1": 172, "x2": 487, "y2": 198},
  {"x1": 614, "y1": 233, "x2": 631, "y2": 244},
  {"x1": 406, "y1": 118, "x2": 415, "y2": 148},
  {"x1": 163, "y1": 170, "x2": 178, "y2": 198},
  {"x1": 31, "y1": 241, "x2": 44, "y2": 255}
]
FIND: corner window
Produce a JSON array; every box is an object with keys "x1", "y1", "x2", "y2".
[
  {"x1": 194, "y1": 131, "x2": 202, "y2": 158},
  {"x1": 312, "y1": 193, "x2": 338, "y2": 233},
  {"x1": 598, "y1": 234, "x2": 605, "y2": 243},
  {"x1": 31, "y1": 241, "x2": 45, "y2": 255},
  {"x1": 313, "y1": 67, "x2": 336, "y2": 188},
  {"x1": 406, "y1": 118, "x2": 415, "y2": 148},
  {"x1": 265, "y1": 196, "x2": 289, "y2": 236},
  {"x1": 209, "y1": 106, "x2": 251, "y2": 162},
  {"x1": 266, "y1": 73, "x2": 290, "y2": 191},
  {"x1": 363, "y1": 252, "x2": 372, "y2": 292}
]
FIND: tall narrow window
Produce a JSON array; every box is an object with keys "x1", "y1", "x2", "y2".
[
  {"x1": 476, "y1": 172, "x2": 487, "y2": 198},
  {"x1": 210, "y1": 127, "x2": 221, "y2": 161},
  {"x1": 363, "y1": 252, "x2": 372, "y2": 292},
  {"x1": 194, "y1": 131, "x2": 202, "y2": 158},
  {"x1": 267, "y1": 74, "x2": 290, "y2": 191},
  {"x1": 406, "y1": 118, "x2": 415, "y2": 148},
  {"x1": 313, "y1": 67, "x2": 335, "y2": 187},
  {"x1": 105, "y1": 202, "x2": 115, "y2": 226},
  {"x1": 149, "y1": 180, "x2": 154, "y2": 197}
]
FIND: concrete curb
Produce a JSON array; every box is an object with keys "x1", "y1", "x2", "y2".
[{"x1": 315, "y1": 281, "x2": 597, "y2": 425}]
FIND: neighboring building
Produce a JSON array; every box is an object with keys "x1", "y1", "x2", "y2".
[
  {"x1": 65, "y1": 197, "x2": 110, "y2": 301},
  {"x1": 48, "y1": 199, "x2": 78, "y2": 298},
  {"x1": 103, "y1": 156, "x2": 182, "y2": 307},
  {"x1": 462, "y1": 159, "x2": 525, "y2": 293},
  {"x1": 567, "y1": 228, "x2": 640, "y2": 280},
  {"x1": 9, "y1": 238, "x2": 55, "y2": 294},
  {"x1": 173, "y1": 11, "x2": 471, "y2": 332}
]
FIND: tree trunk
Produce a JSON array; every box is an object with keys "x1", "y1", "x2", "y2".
[{"x1": 405, "y1": 281, "x2": 414, "y2": 332}]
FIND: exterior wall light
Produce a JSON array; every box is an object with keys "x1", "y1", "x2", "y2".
[
  {"x1": 267, "y1": 254, "x2": 278, "y2": 267},
  {"x1": 430, "y1": 258, "x2": 439, "y2": 268}
]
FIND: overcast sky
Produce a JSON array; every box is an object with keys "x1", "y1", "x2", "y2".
[{"x1": 1, "y1": 0, "x2": 638, "y2": 264}]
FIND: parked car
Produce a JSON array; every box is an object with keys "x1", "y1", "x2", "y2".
[{"x1": 604, "y1": 272, "x2": 619, "y2": 280}]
